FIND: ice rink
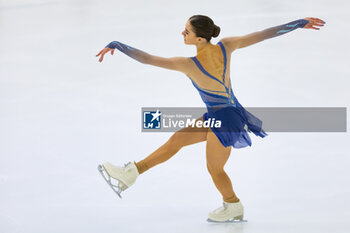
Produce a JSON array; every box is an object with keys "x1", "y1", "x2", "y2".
[{"x1": 1, "y1": 0, "x2": 349, "y2": 232}]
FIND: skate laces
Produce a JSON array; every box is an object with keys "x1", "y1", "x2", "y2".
[
  {"x1": 123, "y1": 162, "x2": 137, "y2": 174},
  {"x1": 124, "y1": 162, "x2": 132, "y2": 167}
]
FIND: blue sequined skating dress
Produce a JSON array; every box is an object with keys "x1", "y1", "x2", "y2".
[{"x1": 189, "y1": 41, "x2": 268, "y2": 148}]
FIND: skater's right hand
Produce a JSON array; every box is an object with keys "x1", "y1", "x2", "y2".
[
  {"x1": 96, "y1": 47, "x2": 115, "y2": 63},
  {"x1": 302, "y1": 17, "x2": 326, "y2": 30}
]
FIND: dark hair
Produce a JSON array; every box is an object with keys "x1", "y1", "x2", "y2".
[{"x1": 189, "y1": 15, "x2": 221, "y2": 42}]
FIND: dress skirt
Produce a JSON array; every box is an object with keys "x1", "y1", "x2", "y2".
[{"x1": 203, "y1": 103, "x2": 268, "y2": 148}]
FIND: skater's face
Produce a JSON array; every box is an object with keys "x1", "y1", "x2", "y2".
[{"x1": 182, "y1": 20, "x2": 206, "y2": 45}]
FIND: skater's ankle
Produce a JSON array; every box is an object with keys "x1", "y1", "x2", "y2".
[
  {"x1": 224, "y1": 196, "x2": 240, "y2": 203},
  {"x1": 134, "y1": 161, "x2": 148, "y2": 175}
]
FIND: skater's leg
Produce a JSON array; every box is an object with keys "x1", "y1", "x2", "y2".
[
  {"x1": 206, "y1": 127, "x2": 240, "y2": 203},
  {"x1": 135, "y1": 116, "x2": 208, "y2": 174}
]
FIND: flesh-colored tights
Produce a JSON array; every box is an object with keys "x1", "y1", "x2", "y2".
[{"x1": 134, "y1": 122, "x2": 240, "y2": 203}]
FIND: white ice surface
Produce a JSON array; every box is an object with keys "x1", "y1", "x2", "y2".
[{"x1": 0, "y1": 0, "x2": 349, "y2": 233}]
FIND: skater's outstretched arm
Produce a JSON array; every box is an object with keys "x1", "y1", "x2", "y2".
[
  {"x1": 220, "y1": 17, "x2": 326, "y2": 53},
  {"x1": 96, "y1": 41, "x2": 191, "y2": 73}
]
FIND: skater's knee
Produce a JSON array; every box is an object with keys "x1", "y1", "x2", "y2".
[{"x1": 207, "y1": 163, "x2": 225, "y2": 175}]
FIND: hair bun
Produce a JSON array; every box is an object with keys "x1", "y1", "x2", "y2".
[{"x1": 212, "y1": 25, "x2": 221, "y2": 38}]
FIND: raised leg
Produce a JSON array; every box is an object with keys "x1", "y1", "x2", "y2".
[{"x1": 135, "y1": 116, "x2": 208, "y2": 174}]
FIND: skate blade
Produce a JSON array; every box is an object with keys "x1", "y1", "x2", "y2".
[
  {"x1": 207, "y1": 217, "x2": 248, "y2": 223},
  {"x1": 98, "y1": 164, "x2": 123, "y2": 198}
]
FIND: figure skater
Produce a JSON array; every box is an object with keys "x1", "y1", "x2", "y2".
[{"x1": 96, "y1": 15, "x2": 325, "y2": 222}]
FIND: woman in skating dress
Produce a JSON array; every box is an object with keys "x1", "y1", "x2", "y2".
[{"x1": 96, "y1": 15, "x2": 325, "y2": 222}]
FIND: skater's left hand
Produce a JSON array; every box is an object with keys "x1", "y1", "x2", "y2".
[
  {"x1": 302, "y1": 17, "x2": 326, "y2": 30},
  {"x1": 96, "y1": 47, "x2": 115, "y2": 63}
]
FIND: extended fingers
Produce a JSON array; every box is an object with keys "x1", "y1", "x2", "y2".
[
  {"x1": 309, "y1": 22, "x2": 324, "y2": 27},
  {"x1": 96, "y1": 47, "x2": 115, "y2": 62},
  {"x1": 306, "y1": 17, "x2": 326, "y2": 24},
  {"x1": 303, "y1": 17, "x2": 326, "y2": 30},
  {"x1": 99, "y1": 53, "x2": 105, "y2": 62},
  {"x1": 310, "y1": 17, "x2": 326, "y2": 24},
  {"x1": 96, "y1": 49, "x2": 103, "y2": 56},
  {"x1": 99, "y1": 50, "x2": 107, "y2": 62}
]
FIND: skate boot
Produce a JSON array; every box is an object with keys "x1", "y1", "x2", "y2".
[
  {"x1": 207, "y1": 201, "x2": 247, "y2": 223},
  {"x1": 98, "y1": 161, "x2": 139, "y2": 198}
]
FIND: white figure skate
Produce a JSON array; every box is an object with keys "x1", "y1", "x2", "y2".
[
  {"x1": 207, "y1": 201, "x2": 247, "y2": 223},
  {"x1": 98, "y1": 161, "x2": 139, "y2": 198}
]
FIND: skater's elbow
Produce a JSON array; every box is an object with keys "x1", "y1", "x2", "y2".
[{"x1": 141, "y1": 54, "x2": 153, "y2": 64}]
